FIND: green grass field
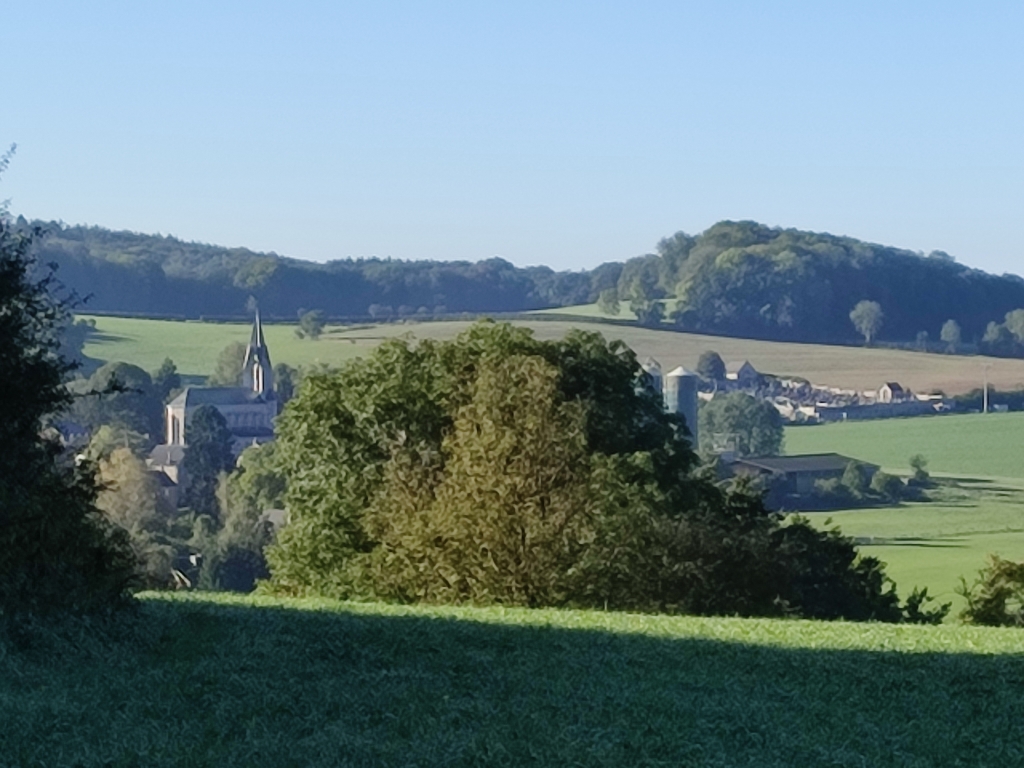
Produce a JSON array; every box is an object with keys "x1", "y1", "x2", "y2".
[
  {"x1": 5, "y1": 593, "x2": 1024, "y2": 766},
  {"x1": 79, "y1": 314, "x2": 1024, "y2": 394},
  {"x1": 785, "y1": 414, "x2": 1024, "y2": 615}
]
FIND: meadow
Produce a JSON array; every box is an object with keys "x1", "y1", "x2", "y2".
[
  {"x1": 786, "y1": 413, "x2": 1024, "y2": 615},
  {"x1": 79, "y1": 313, "x2": 1024, "y2": 394},
  {"x1": 5, "y1": 592, "x2": 1024, "y2": 767}
]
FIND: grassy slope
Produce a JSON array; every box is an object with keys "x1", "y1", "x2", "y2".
[
  {"x1": 80, "y1": 314, "x2": 1024, "y2": 394},
  {"x1": 5, "y1": 593, "x2": 1024, "y2": 767},
  {"x1": 786, "y1": 414, "x2": 1024, "y2": 613}
]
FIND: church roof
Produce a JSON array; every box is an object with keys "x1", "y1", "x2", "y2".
[
  {"x1": 168, "y1": 387, "x2": 271, "y2": 408},
  {"x1": 149, "y1": 444, "x2": 186, "y2": 465}
]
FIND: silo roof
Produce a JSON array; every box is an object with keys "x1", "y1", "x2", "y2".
[{"x1": 665, "y1": 366, "x2": 699, "y2": 378}]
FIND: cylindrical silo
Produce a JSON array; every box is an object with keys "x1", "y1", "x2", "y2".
[{"x1": 664, "y1": 366, "x2": 699, "y2": 449}]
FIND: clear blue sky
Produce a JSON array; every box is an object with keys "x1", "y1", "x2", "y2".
[{"x1": 3, "y1": 1, "x2": 1023, "y2": 275}]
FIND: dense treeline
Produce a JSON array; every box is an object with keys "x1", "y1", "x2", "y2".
[
  {"x1": 655, "y1": 221, "x2": 1024, "y2": 343},
  {"x1": 23, "y1": 217, "x2": 619, "y2": 317},
  {"x1": 21, "y1": 216, "x2": 1024, "y2": 346}
]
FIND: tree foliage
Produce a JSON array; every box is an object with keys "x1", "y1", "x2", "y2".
[
  {"x1": 849, "y1": 300, "x2": 884, "y2": 344},
  {"x1": 698, "y1": 393, "x2": 784, "y2": 457},
  {"x1": 959, "y1": 555, "x2": 1024, "y2": 626},
  {"x1": 69, "y1": 361, "x2": 163, "y2": 440},
  {"x1": 208, "y1": 342, "x2": 246, "y2": 386},
  {"x1": 596, "y1": 288, "x2": 620, "y2": 316},
  {"x1": 264, "y1": 321, "x2": 926, "y2": 622},
  {"x1": 297, "y1": 309, "x2": 326, "y2": 340},
  {"x1": 696, "y1": 350, "x2": 726, "y2": 381},
  {"x1": 182, "y1": 404, "x2": 235, "y2": 516},
  {"x1": 0, "y1": 182, "x2": 135, "y2": 616},
  {"x1": 940, "y1": 319, "x2": 962, "y2": 353},
  {"x1": 95, "y1": 447, "x2": 175, "y2": 588}
]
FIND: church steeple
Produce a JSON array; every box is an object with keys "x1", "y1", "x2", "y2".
[{"x1": 241, "y1": 307, "x2": 274, "y2": 398}]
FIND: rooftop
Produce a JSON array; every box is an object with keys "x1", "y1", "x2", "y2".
[{"x1": 729, "y1": 453, "x2": 879, "y2": 474}]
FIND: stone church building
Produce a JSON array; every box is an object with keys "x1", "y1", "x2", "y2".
[{"x1": 149, "y1": 311, "x2": 277, "y2": 485}]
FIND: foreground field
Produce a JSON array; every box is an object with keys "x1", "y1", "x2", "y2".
[
  {"x1": 79, "y1": 314, "x2": 1024, "y2": 394},
  {"x1": 5, "y1": 593, "x2": 1024, "y2": 767},
  {"x1": 786, "y1": 414, "x2": 1024, "y2": 614}
]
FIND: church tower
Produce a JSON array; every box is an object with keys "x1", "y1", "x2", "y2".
[{"x1": 241, "y1": 307, "x2": 275, "y2": 398}]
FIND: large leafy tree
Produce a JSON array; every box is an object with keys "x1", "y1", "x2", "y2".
[
  {"x1": 0, "y1": 156, "x2": 136, "y2": 616},
  {"x1": 698, "y1": 392, "x2": 784, "y2": 457},
  {"x1": 264, "y1": 321, "x2": 935, "y2": 622},
  {"x1": 183, "y1": 404, "x2": 235, "y2": 516}
]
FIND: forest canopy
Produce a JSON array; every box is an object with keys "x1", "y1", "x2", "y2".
[{"x1": 20, "y1": 217, "x2": 1024, "y2": 347}]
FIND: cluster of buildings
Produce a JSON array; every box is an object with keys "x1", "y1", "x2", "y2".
[{"x1": 702, "y1": 359, "x2": 951, "y2": 423}]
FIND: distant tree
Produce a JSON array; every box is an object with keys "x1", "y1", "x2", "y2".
[
  {"x1": 870, "y1": 471, "x2": 904, "y2": 502},
  {"x1": 208, "y1": 341, "x2": 247, "y2": 386},
  {"x1": 152, "y1": 357, "x2": 181, "y2": 402},
  {"x1": 632, "y1": 299, "x2": 665, "y2": 327},
  {"x1": 96, "y1": 447, "x2": 175, "y2": 588},
  {"x1": 0, "y1": 156, "x2": 136, "y2": 616},
  {"x1": 183, "y1": 404, "x2": 235, "y2": 516},
  {"x1": 85, "y1": 425, "x2": 151, "y2": 461},
  {"x1": 940, "y1": 319, "x2": 962, "y2": 353},
  {"x1": 908, "y1": 454, "x2": 931, "y2": 486},
  {"x1": 70, "y1": 361, "x2": 163, "y2": 439},
  {"x1": 60, "y1": 317, "x2": 95, "y2": 366},
  {"x1": 915, "y1": 331, "x2": 929, "y2": 351},
  {"x1": 273, "y1": 363, "x2": 298, "y2": 406},
  {"x1": 698, "y1": 392, "x2": 784, "y2": 457},
  {"x1": 596, "y1": 288, "x2": 620, "y2": 316},
  {"x1": 1003, "y1": 309, "x2": 1024, "y2": 343},
  {"x1": 841, "y1": 461, "x2": 869, "y2": 497},
  {"x1": 696, "y1": 350, "x2": 726, "y2": 381},
  {"x1": 297, "y1": 309, "x2": 326, "y2": 339},
  {"x1": 849, "y1": 300, "x2": 884, "y2": 345},
  {"x1": 199, "y1": 443, "x2": 285, "y2": 592}
]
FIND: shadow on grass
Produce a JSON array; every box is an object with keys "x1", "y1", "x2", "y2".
[
  {"x1": 855, "y1": 535, "x2": 968, "y2": 549},
  {"x1": 5, "y1": 597, "x2": 1024, "y2": 767}
]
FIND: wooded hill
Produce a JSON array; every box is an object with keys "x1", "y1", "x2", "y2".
[{"x1": 23, "y1": 216, "x2": 1024, "y2": 345}]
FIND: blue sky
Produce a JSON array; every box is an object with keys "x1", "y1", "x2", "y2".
[{"x1": 3, "y1": 1, "x2": 1023, "y2": 274}]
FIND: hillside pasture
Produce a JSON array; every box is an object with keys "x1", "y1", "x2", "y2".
[
  {"x1": 80, "y1": 314, "x2": 1024, "y2": 394},
  {"x1": 785, "y1": 414, "x2": 1024, "y2": 614},
  {"x1": 5, "y1": 593, "x2": 1024, "y2": 767}
]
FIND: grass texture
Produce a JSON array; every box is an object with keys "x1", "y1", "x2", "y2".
[{"x1": 5, "y1": 592, "x2": 1024, "y2": 767}]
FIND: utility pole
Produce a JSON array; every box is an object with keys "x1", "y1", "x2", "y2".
[{"x1": 982, "y1": 362, "x2": 992, "y2": 414}]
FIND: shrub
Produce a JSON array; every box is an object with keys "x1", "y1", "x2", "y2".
[
  {"x1": 959, "y1": 555, "x2": 1024, "y2": 626},
  {"x1": 870, "y1": 471, "x2": 905, "y2": 502}
]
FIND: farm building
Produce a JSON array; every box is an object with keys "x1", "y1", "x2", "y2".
[
  {"x1": 724, "y1": 453, "x2": 879, "y2": 496},
  {"x1": 878, "y1": 382, "x2": 907, "y2": 403},
  {"x1": 725, "y1": 360, "x2": 761, "y2": 386}
]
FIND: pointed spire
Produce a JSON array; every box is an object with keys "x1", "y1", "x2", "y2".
[{"x1": 241, "y1": 304, "x2": 274, "y2": 398}]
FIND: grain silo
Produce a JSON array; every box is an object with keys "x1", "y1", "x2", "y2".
[{"x1": 664, "y1": 366, "x2": 699, "y2": 449}]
